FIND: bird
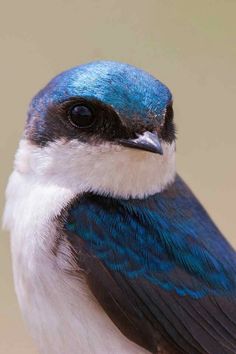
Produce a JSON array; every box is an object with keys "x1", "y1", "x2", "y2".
[{"x1": 3, "y1": 60, "x2": 236, "y2": 354}]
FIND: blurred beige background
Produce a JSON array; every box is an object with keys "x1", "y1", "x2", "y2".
[{"x1": 0, "y1": 1, "x2": 235, "y2": 353}]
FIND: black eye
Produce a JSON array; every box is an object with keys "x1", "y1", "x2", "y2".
[{"x1": 68, "y1": 104, "x2": 95, "y2": 128}]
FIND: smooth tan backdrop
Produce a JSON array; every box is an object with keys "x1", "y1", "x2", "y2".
[{"x1": 0, "y1": 1, "x2": 235, "y2": 353}]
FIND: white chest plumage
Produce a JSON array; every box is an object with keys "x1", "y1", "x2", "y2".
[
  {"x1": 3, "y1": 170, "x2": 150, "y2": 354},
  {"x1": 3, "y1": 137, "x2": 175, "y2": 354}
]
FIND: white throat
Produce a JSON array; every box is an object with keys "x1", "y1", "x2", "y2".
[
  {"x1": 4, "y1": 137, "x2": 175, "y2": 354},
  {"x1": 15, "y1": 138, "x2": 176, "y2": 199}
]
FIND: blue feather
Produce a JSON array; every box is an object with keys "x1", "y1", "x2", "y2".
[
  {"x1": 28, "y1": 61, "x2": 171, "y2": 123},
  {"x1": 65, "y1": 175, "x2": 236, "y2": 299}
]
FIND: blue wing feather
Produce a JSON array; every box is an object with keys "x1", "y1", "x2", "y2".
[
  {"x1": 64, "y1": 175, "x2": 236, "y2": 353},
  {"x1": 66, "y1": 175, "x2": 236, "y2": 297}
]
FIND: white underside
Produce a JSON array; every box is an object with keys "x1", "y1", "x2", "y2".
[
  {"x1": 3, "y1": 138, "x2": 176, "y2": 354},
  {"x1": 3, "y1": 171, "x2": 150, "y2": 354}
]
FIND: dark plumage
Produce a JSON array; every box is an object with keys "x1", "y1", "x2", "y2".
[
  {"x1": 62, "y1": 176, "x2": 236, "y2": 354},
  {"x1": 26, "y1": 97, "x2": 175, "y2": 147}
]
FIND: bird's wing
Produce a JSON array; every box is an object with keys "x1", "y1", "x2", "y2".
[{"x1": 62, "y1": 175, "x2": 236, "y2": 354}]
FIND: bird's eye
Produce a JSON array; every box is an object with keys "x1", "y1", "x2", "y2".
[{"x1": 68, "y1": 104, "x2": 95, "y2": 128}]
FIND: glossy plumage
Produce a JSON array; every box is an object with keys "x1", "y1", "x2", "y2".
[
  {"x1": 64, "y1": 175, "x2": 236, "y2": 353},
  {"x1": 29, "y1": 61, "x2": 171, "y2": 123},
  {"x1": 5, "y1": 60, "x2": 236, "y2": 354}
]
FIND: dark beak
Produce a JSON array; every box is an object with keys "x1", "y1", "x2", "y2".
[{"x1": 118, "y1": 131, "x2": 163, "y2": 155}]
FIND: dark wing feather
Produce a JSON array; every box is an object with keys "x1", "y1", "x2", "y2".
[{"x1": 63, "y1": 175, "x2": 236, "y2": 354}]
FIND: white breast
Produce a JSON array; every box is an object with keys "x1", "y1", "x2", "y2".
[{"x1": 3, "y1": 170, "x2": 150, "y2": 354}]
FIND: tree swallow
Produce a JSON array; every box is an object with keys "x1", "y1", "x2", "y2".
[{"x1": 3, "y1": 61, "x2": 236, "y2": 354}]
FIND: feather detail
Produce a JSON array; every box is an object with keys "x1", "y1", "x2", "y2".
[{"x1": 63, "y1": 175, "x2": 236, "y2": 354}]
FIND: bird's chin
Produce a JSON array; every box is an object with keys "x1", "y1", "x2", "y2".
[{"x1": 14, "y1": 138, "x2": 176, "y2": 199}]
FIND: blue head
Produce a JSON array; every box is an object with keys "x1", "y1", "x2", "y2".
[
  {"x1": 22, "y1": 61, "x2": 176, "y2": 198},
  {"x1": 27, "y1": 61, "x2": 174, "y2": 148},
  {"x1": 30, "y1": 60, "x2": 171, "y2": 121}
]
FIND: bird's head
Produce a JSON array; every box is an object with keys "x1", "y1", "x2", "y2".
[{"x1": 16, "y1": 61, "x2": 176, "y2": 198}]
